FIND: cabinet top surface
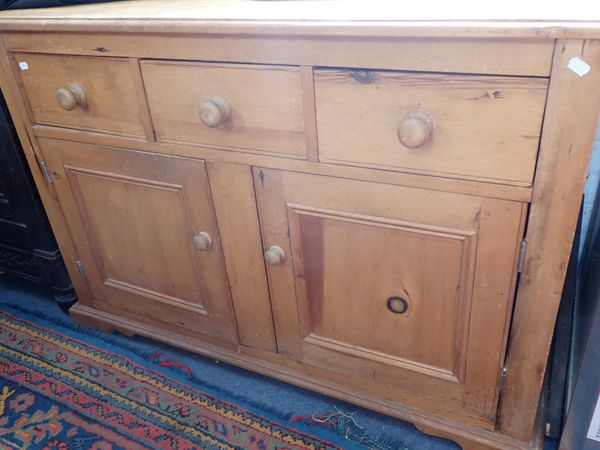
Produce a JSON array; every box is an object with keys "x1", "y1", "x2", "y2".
[{"x1": 1, "y1": 0, "x2": 600, "y2": 38}]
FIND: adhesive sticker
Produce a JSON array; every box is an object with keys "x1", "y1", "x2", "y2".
[
  {"x1": 18, "y1": 61, "x2": 28, "y2": 71},
  {"x1": 568, "y1": 57, "x2": 591, "y2": 77},
  {"x1": 587, "y1": 393, "x2": 600, "y2": 442}
]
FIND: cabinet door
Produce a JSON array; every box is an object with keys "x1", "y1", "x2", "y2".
[
  {"x1": 41, "y1": 138, "x2": 238, "y2": 345},
  {"x1": 254, "y1": 168, "x2": 526, "y2": 427}
]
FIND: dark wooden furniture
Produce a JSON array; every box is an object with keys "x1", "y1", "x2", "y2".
[{"x1": 0, "y1": 89, "x2": 73, "y2": 301}]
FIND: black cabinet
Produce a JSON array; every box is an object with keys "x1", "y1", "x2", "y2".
[{"x1": 0, "y1": 90, "x2": 74, "y2": 302}]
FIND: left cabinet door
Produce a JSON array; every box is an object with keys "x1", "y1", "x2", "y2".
[{"x1": 40, "y1": 138, "x2": 238, "y2": 345}]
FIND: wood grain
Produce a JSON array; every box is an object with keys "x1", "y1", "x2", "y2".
[
  {"x1": 207, "y1": 161, "x2": 277, "y2": 352},
  {"x1": 4, "y1": 33, "x2": 554, "y2": 77},
  {"x1": 40, "y1": 137, "x2": 239, "y2": 345},
  {"x1": 0, "y1": 0, "x2": 598, "y2": 23},
  {"x1": 0, "y1": 0, "x2": 599, "y2": 40},
  {"x1": 253, "y1": 168, "x2": 525, "y2": 426},
  {"x1": 31, "y1": 126, "x2": 535, "y2": 202},
  {"x1": 498, "y1": 39, "x2": 600, "y2": 441},
  {"x1": 2, "y1": 9, "x2": 596, "y2": 449},
  {"x1": 300, "y1": 66, "x2": 318, "y2": 163},
  {"x1": 315, "y1": 70, "x2": 548, "y2": 184},
  {"x1": 128, "y1": 57, "x2": 155, "y2": 142},
  {"x1": 141, "y1": 60, "x2": 305, "y2": 158},
  {"x1": 13, "y1": 52, "x2": 146, "y2": 137}
]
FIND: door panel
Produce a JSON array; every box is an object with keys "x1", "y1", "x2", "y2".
[
  {"x1": 254, "y1": 168, "x2": 525, "y2": 426},
  {"x1": 291, "y1": 207, "x2": 476, "y2": 381},
  {"x1": 40, "y1": 138, "x2": 238, "y2": 344}
]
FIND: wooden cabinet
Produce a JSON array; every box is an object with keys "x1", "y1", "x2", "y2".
[
  {"x1": 2, "y1": 4, "x2": 600, "y2": 449},
  {"x1": 39, "y1": 138, "x2": 238, "y2": 345},
  {"x1": 254, "y1": 168, "x2": 525, "y2": 427}
]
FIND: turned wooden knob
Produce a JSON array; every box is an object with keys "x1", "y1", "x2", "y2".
[
  {"x1": 397, "y1": 111, "x2": 434, "y2": 149},
  {"x1": 56, "y1": 83, "x2": 86, "y2": 111},
  {"x1": 199, "y1": 96, "x2": 231, "y2": 127},
  {"x1": 264, "y1": 245, "x2": 285, "y2": 266},
  {"x1": 192, "y1": 231, "x2": 212, "y2": 251}
]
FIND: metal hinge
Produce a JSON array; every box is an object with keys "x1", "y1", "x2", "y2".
[
  {"x1": 39, "y1": 160, "x2": 53, "y2": 184},
  {"x1": 74, "y1": 260, "x2": 86, "y2": 278},
  {"x1": 499, "y1": 366, "x2": 508, "y2": 391},
  {"x1": 517, "y1": 239, "x2": 527, "y2": 273}
]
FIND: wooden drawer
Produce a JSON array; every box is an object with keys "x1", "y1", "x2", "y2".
[
  {"x1": 13, "y1": 53, "x2": 146, "y2": 138},
  {"x1": 315, "y1": 69, "x2": 548, "y2": 184},
  {"x1": 255, "y1": 168, "x2": 526, "y2": 426},
  {"x1": 141, "y1": 60, "x2": 306, "y2": 158}
]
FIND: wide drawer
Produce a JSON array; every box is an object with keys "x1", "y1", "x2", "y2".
[
  {"x1": 141, "y1": 60, "x2": 306, "y2": 158},
  {"x1": 13, "y1": 53, "x2": 146, "y2": 138},
  {"x1": 315, "y1": 69, "x2": 548, "y2": 184}
]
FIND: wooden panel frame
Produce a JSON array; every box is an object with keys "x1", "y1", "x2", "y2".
[
  {"x1": 498, "y1": 39, "x2": 600, "y2": 440},
  {"x1": 206, "y1": 162, "x2": 277, "y2": 352},
  {"x1": 3, "y1": 32, "x2": 554, "y2": 77},
  {"x1": 30, "y1": 125, "x2": 534, "y2": 202},
  {"x1": 286, "y1": 204, "x2": 478, "y2": 383}
]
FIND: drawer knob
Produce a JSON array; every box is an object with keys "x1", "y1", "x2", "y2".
[
  {"x1": 386, "y1": 296, "x2": 409, "y2": 314},
  {"x1": 264, "y1": 245, "x2": 285, "y2": 266},
  {"x1": 397, "y1": 111, "x2": 434, "y2": 149},
  {"x1": 192, "y1": 231, "x2": 212, "y2": 251},
  {"x1": 199, "y1": 96, "x2": 231, "y2": 128},
  {"x1": 56, "y1": 83, "x2": 87, "y2": 111}
]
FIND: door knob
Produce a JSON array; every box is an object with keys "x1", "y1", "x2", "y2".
[
  {"x1": 199, "y1": 95, "x2": 231, "y2": 127},
  {"x1": 264, "y1": 245, "x2": 285, "y2": 266},
  {"x1": 192, "y1": 231, "x2": 212, "y2": 251},
  {"x1": 397, "y1": 110, "x2": 434, "y2": 149}
]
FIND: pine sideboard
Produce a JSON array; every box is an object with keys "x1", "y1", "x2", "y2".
[{"x1": 1, "y1": 2, "x2": 600, "y2": 448}]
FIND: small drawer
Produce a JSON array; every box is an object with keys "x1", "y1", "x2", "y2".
[
  {"x1": 141, "y1": 60, "x2": 306, "y2": 158},
  {"x1": 315, "y1": 69, "x2": 548, "y2": 184},
  {"x1": 13, "y1": 53, "x2": 146, "y2": 138}
]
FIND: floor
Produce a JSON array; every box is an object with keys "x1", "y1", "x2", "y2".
[{"x1": 0, "y1": 274, "x2": 559, "y2": 450}]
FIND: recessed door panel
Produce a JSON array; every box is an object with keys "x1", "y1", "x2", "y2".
[{"x1": 291, "y1": 207, "x2": 476, "y2": 380}]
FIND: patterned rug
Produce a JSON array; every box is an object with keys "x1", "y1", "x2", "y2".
[{"x1": 0, "y1": 306, "x2": 350, "y2": 450}]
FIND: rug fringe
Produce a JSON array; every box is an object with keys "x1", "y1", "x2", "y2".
[
  {"x1": 292, "y1": 406, "x2": 409, "y2": 450},
  {"x1": 0, "y1": 301, "x2": 160, "y2": 359}
]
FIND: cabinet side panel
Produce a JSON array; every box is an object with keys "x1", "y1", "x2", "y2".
[{"x1": 498, "y1": 39, "x2": 600, "y2": 441}]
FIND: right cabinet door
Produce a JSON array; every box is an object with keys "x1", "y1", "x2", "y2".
[{"x1": 254, "y1": 168, "x2": 526, "y2": 428}]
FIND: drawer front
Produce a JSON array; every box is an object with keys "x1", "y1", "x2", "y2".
[
  {"x1": 255, "y1": 168, "x2": 526, "y2": 426},
  {"x1": 315, "y1": 69, "x2": 548, "y2": 184},
  {"x1": 141, "y1": 60, "x2": 306, "y2": 158},
  {"x1": 14, "y1": 53, "x2": 146, "y2": 137},
  {"x1": 40, "y1": 138, "x2": 238, "y2": 345}
]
